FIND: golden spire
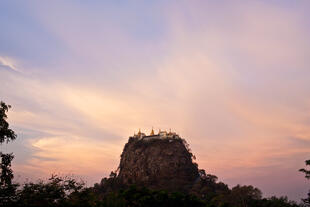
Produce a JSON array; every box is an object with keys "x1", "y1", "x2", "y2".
[
  {"x1": 150, "y1": 127, "x2": 154, "y2": 136},
  {"x1": 138, "y1": 128, "x2": 141, "y2": 136}
]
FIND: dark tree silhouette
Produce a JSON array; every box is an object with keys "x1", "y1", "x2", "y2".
[
  {"x1": 0, "y1": 101, "x2": 16, "y2": 185},
  {"x1": 0, "y1": 101, "x2": 18, "y2": 206},
  {"x1": 16, "y1": 174, "x2": 86, "y2": 207},
  {"x1": 300, "y1": 160, "x2": 310, "y2": 179},
  {"x1": 228, "y1": 185, "x2": 262, "y2": 207},
  {"x1": 300, "y1": 160, "x2": 310, "y2": 206},
  {"x1": 0, "y1": 153, "x2": 14, "y2": 186},
  {"x1": 0, "y1": 101, "x2": 17, "y2": 144}
]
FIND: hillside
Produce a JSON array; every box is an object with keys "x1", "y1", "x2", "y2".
[{"x1": 117, "y1": 136, "x2": 199, "y2": 192}]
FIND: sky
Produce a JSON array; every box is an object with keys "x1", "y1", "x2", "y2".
[{"x1": 0, "y1": 0, "x2": 310, "y2": 201}]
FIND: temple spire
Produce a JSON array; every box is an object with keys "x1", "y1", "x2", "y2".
[{"x1": 150, "y1": 127, "x2": 154, "y2": 136}]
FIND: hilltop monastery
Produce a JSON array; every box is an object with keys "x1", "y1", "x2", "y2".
[{"x1": 132, "y1": 128, "x2": 180, "y2": 140}]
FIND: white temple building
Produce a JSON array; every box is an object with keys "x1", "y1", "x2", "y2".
[{"x1": 132, "y1": 128, "x2": 179, "y2": 140}]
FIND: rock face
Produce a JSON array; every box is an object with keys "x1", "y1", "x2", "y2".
[{"x1": 117, "y1": 136, "x2": 199, "y2": 192}]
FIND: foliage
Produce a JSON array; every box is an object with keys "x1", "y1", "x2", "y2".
[
  {"x1": 0, "y1": 153, "x2": 14, "y2": 186},
  {"x1": 227, "y1": 184, "x2": 262, "y2": 207},
  {"x1": 0, "y1": 101, "x2": 17, "y2": 144},
  {"x1": 300, "y1": 160, "x2": 310, "y2": 179},
  {"x1": 15, "y1": 175, "x2": 86, "y2": 207},
  {"x1": 300, "y1": 160, "x2": 310, "y2": 206},
  {"x1": 1, "y1": 180, "x2": 302, "y2": 207},
  {"x1": 181, "y1": 138, "x2": 196, "y2": 160},
  {"x1": 256, "y1": 196, "x2": 299, "y2": 207},
  {"x1": 102, "y1": 185, "x2": 205, "y2": 207},
  {"x1": 0, "y1": 101, "x2": 18, "y2": 206},
  {"x1": 0, "y1": 102, "x2": 16, "y2": 187},
  {"x1": 191, "y1": 170, "x2": 230, "y2": 203}
]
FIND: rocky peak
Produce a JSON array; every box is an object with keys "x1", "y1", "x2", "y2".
[{"x1": 116, "y1": 136, "x2": 199, "y2": 192}]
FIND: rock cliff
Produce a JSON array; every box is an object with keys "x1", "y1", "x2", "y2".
[{"x1": 116, "y1": 136, "x2": 199, "y2": 192}]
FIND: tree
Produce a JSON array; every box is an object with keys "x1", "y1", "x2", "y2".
[
  {"x1": 0, "y1": 153, "x2": 14, "y2": 186},
  {"x1": 0, "y1": 101, "x2": 17, "y2": 206},
  {"x1": 0, "y1": 101, "x2": 17, "y2": 144},
  {"x1": 228, "y1": 185, "x2": 262, "y2": 207},
  {"x1": 300, "y1": 160, "x2": 310, "y2": 206},
  {"x1": 16, "y1": 175, "x2": 86, "y2": 207}
]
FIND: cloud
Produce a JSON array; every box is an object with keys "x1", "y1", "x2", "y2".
[
  {"x1": 0, "y1": 76, "x2": 126, "y2": 183},
  {"x1": 21, "y1": 136, "x2": 121, "y2": 181},
  {"x1": 0, "y1": 56, "x2": 20, "y2": 72}
]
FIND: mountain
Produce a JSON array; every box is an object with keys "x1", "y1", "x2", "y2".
[
  {"x1": 117, "y1": 134, "x2": 200, "y2": 192},
  {"x1": 96, "y1": 131, "x2": 207, "y2": 194}
]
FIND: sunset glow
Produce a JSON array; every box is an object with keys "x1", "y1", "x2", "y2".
[{"x1": 1, "y1": 0, "x2": 309, "y2": 201}]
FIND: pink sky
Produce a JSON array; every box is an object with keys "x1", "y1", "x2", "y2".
[{"x1": 0, "y1": 0, "x2": 309, "y2": 201}]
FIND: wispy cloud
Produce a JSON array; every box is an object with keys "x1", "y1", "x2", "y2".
[{"x1": 0, "y1": 56, "x2": 20, "y2": 72}]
